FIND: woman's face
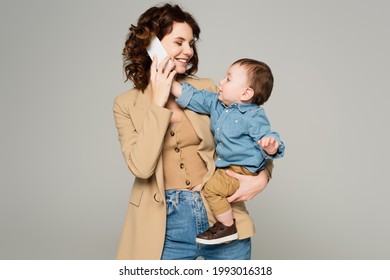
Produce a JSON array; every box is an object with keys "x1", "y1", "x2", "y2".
[{"x1": 161, "y1": 22, "x2": 195, "y2": 74}]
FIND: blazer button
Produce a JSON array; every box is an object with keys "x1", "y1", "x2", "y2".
[
  {"x1": 170, "y1": 131, "x2": 175, "y2": 136},
  {"x1": 180, "y1": 163, "x2": 184, "y2": 169},
  {"x1": 175, "y1": 147, "x2": 180, "y2": 153},
  {"x1": 154, "y1": 193, "x2": 162, "y2": 203},
  {"x1": 185, "y1": 180, "x2": 191, "y2": 186}
]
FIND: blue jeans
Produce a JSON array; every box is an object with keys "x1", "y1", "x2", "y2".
[{"x1": 161, "y1": 189, "x2": 251, "y2": 260}]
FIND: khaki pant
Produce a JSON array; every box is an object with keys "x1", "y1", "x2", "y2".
[{"x1": 203, "y1": 165, "x2": 257, "y2": 215}]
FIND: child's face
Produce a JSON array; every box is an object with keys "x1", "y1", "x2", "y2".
[{"x1": 218, "y1": 64, "x2": 250, "y2": 106}]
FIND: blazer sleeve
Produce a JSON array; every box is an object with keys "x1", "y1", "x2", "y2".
[{"x1": 113, "y1": 94, "x2": 172, "y2": 179}]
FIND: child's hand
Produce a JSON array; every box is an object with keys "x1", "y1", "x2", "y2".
[{"x1": 258, "y1": 137, "x2": 279, "y2": 155}]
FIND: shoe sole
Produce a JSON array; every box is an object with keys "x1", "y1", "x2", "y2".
[{"x1": 196, "y1": 233, "x2": 238, "y2": 245}]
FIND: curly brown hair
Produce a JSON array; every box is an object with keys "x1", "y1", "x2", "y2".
[
  {"x1": 233, "y1": 58, "x2": 274, "y2": 106},
  {"x1": 122, "y1": 3, "x2": 201, "y2": 91}
]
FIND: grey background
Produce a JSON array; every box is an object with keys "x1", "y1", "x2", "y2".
[{"x1": 1, "y1": 0, "x2": 389, "y2": 259}]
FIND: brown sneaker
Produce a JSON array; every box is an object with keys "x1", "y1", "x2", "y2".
[{"x1": 196, "y1": 221, "x2": 238, "y2": 245}]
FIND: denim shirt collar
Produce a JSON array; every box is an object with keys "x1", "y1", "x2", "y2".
[{"x1": 222, "y1": 102, "x2": 259, "y2": 113}]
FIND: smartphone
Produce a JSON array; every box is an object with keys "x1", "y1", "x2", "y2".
[{"x1": 146, "y1": 36, "x2": 172, "y2": 68}]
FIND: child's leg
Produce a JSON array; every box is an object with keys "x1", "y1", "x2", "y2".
[
  {"x1": 215, "y1": 208, "x2": 234, "y2": 227},
  {"x1": 202, "y1": 169, "x2": 238, "y2": 225},
  {"x1": 196, "y1": 169, "x2": 239, "y2": 244}
]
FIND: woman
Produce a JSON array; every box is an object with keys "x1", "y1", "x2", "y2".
[{"x1": 113, "y1": 3, "x2": 273, "y2": 260}]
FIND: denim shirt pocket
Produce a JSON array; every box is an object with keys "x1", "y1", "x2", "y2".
[{"x1": 224, "y1": 118, "x2": 245, "y2": 137}]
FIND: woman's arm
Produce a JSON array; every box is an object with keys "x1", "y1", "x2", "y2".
[
  {"x1": 112, "y1": 56, "x2": 176, "y2": 179},
  {"x1": 226, "y1": 160, "x2": 273, "y2": 203},
  {"x1": 113, "y1": 96, "x2": 172, "y2": 179}
]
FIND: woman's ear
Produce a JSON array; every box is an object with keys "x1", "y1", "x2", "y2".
[{"x1": 241, "y1": 87, "x2": 254, "y2": 102}]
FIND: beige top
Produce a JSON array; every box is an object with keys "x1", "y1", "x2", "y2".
[{"x1": 162, "y1": 112, "x2": 208, "y2": 189}]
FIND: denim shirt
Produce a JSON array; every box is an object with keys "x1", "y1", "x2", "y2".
[{"x1": 176, "y1": 82, "x2": 285, "y2": 173}]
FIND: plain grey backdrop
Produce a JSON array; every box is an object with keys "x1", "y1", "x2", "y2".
[{"x1": 1, "y1": 0, "x2": 389, "y2": 259}]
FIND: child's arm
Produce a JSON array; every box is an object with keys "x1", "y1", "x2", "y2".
[
  {"x1": 249, "y1": 108, "x2": 285, "y2": 159},
  {"x1": 170, "y1": 80, "x2": 183, "y2": 98},
  {"x1": 175, "y1": 82, "x2": 219, "y2": 115}
]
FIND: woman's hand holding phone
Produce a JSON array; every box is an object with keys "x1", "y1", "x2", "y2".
[{"x1": 150, "y1": 55, "x2": 176, "y2": 107}]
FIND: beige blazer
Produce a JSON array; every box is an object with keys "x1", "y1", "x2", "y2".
[{"x1": 113, "y1": 77, "x2": 267, "y2": 260}]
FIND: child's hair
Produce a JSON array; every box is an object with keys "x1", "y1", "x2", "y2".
[{"x1": 232, "y1": 58, "x2": 274, "y2": 105}]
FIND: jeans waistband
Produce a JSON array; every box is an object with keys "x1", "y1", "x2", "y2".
[{"x1": 165, "y1": 189, "x2": 201, "y2": 204}]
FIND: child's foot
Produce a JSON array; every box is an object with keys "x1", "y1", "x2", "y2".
[{"x1": 196, "y1": 220, "x2": 238, "y2": 245}]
